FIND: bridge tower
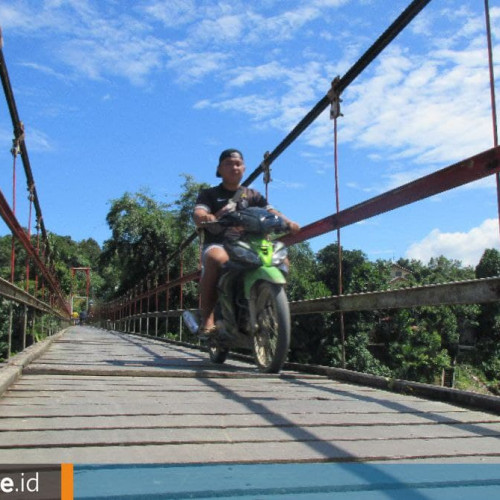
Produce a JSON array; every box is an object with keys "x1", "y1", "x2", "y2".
[{"x1": 70, "y1": 267, "x2": 91, "y2": 318}]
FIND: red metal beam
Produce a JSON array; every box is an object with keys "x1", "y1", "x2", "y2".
[
  {"x1": 282, "y1": 146, "x2": 500, "y2": 246},
  {"x1": 0, "y1": 188, "x2": 70, "y2": 316},
  {"x1": 106, "y1": 270, "x2": 201, "y2": 309}
]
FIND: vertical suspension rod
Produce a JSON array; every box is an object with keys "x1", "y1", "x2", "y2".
[
  {"x1": 10, "y1": 143, "x2": 17, "y2": 283},
  {"x1": 484, "y1": 0, "x2": 500, "y2": 235},
  {"x1": 333, "y1": 113, "x2": 345, "y2": 368},
  {"x1": 26, "y1": 190, "x2": 33, "y2": 291}
]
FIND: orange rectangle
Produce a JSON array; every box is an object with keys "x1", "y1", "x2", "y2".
[{"x1": 61, "y1": 463, "x2": 73, "y2": 500}]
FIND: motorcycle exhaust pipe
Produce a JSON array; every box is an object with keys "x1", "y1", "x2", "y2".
[{"x1": 182, "y1": 310, "x2": 199, "y2": 334}]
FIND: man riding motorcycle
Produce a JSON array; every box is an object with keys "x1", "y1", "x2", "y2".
[{"x1": 193, "y1": 148, "x2": 300, "y2": 337}]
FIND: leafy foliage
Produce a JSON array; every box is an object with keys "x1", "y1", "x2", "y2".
[
  {"x1": 474, "y1": 248, "x2": 500, "y2": 382},
  {"x1": 99, "y1": 190, "x2": 179, "y2": 294},
  {"x1": 389, "y1": 325, "x2": 451, "y2": 383}
]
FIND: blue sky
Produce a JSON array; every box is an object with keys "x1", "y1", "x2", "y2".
[{"x1": 0, "y1": 0, "x2": 498, "y2": 267}]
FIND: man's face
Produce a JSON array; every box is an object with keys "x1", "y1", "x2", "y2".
[{"x1": 218, "y1": 153, "x2": 245, "y2": 183}]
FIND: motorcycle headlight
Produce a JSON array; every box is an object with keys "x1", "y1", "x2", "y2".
[{"x1": 272, "y1": 242, "x2": 288, "y2": 265}]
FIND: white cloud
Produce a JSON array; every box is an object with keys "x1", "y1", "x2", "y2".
[
  {"x1": 271, "y1": 178, "x2": 306, "y2": 190},
  {"x1": 19, "y1": 62, "x2": 68, "y2": 82},
  {"x1": 194, "y1": 94, "x2": 278, "y2": 122},
  {"x1": 141, "y1": 0, "x2": 197, "y2": 28},
  {"x1": 163, "y1": 46, "x2": 229, "y2": 83},
  {"x1": 0, "y1": 0, "x2": 352, "y2": 90},
  {"x1": 339, "y1": 44, "x2": 493, "y2": 162},
  {"x1": 228, "y1": 62, "x2": 285, "y2": 88},
  {"x1": 59, "y1": 36, "x2": 165, "y2": 86},
  {"x1": 191, "y1": 15, "x2": 245, "y2": 44},
  {"x1": 2, "y1": 1, "x2": 167, "y2": 86},
  {"x1": 25, "y1": 127, "x2": 54, "y2": 152},
  {"x1": 405, "y1": 218, "x2": 500, "y2": 266},
  {"x1": 3, "y1": 1, "x2": 497, "y2": 163}
]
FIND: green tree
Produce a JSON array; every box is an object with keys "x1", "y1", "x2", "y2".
[
  {"x1": 381, "y1": 306, "x2": 451, "y2": 383},
  {"x1": 398, "y1": 255, "x2": 474, "y2": 285},
  {"x1": 315, "y1": 244, "x2": 393, "y2": 372},
  {"x1": 475, "y1": 248, "x2": 500, "y2": 278},
  {"x1": 45, "y1": 234, "x2": 102, "y2": 296},
  {"x1": 170, "y1": 174, "x2": 211, "y2": 308},
  {"x1": 389, "y1": 323, "x2": 451, "y2": 383},
  {"x1": 99, "y1": 190, "x2": 178, "y2": 295},
  {"x1": 286, "y1": 242, "x2": 333, "y2": 365},
  {"x1": 316, "y1": 243, "x2": 369, "y2": 294},
  {"x1": 475, "y1": 248, "x2": 500, "y2": 382},
  {"x1": 174, "y1": 174, "x2": 209, "y2": 241},
  {"x1": 287, "y1": 242, "x2": 329, "y2": 301}
]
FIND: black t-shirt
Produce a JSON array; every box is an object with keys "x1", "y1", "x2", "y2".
[{"x1": 195, "y1": 184, "x2": 271, "y2": 244}]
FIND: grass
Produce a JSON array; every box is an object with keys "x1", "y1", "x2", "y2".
[{"x1": 454, "y1": 364, "x2": 498, "y2": 395}]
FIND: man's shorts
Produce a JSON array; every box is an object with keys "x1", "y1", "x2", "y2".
[{"x1": 201, "y1": 244, "x2": 225, "y2": 274}]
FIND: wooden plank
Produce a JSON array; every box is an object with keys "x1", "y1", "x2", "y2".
[
  {"x1": 1, "y1": 409, "x2": 497, "y2": 431},
  {"x1": 0, "y1": 437, "x2": 499, "y2": 464},
  {"x1": 2, "y1": 422, "x2": 499, "y2": 448},
  {"x1": 0, "y1": 326, "x2": 499, "y2": 465}
]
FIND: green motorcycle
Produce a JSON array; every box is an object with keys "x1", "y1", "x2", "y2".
[{"x1": 187, "y1": 207, "x2": 291, "y2": 373}]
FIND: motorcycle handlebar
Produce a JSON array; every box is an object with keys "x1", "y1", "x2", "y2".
[{"x1": 201, "y1": 210, "x2": 290, "y2": 234}]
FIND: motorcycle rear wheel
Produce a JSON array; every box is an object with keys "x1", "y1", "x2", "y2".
[{"x1": 252, "y1": 281, "x2": 291, "y2": 373}]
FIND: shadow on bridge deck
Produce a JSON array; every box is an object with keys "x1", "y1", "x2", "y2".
[
  {"x1": 1, "y1": 325, "x2": 499, "y2": 496},
  {"x1": 0, "y1": 325, "x2": 498, "y2": 466}
]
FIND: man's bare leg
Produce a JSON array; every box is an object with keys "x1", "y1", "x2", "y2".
[{"x1": 200, "y1": 246, "x2": 229, "y2": 332}]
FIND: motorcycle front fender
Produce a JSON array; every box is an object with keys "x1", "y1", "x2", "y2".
[{"x1": 243, "y1": 266, "x2": 286, "y2": 299}]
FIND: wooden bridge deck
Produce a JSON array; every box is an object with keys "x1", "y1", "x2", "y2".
[{"x1": 0, "y1": 326, "x2": 499, "y2": 464}]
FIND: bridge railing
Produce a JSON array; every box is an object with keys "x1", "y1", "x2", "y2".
[
  {"x1": 0, "y1": 30, "x2": 71, "y2": 360},
  {"x1": 95, "y1": 0, "x2": 499, "y2": 379}
]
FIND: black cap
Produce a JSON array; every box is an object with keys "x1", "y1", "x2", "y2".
[{"x1": 216, "y1": 148, "x2": 244, "y2": 177}]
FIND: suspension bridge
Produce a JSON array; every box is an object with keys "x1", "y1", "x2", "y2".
[{"x1": 0, "y1": 0, "x2": 499, "y2": 486}]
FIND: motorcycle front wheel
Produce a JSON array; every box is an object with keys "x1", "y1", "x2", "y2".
[
  {"x1": 208, "y1": 344, "x2": 229, "y2": 364},
  {"x1": 208, "y1": 306, "x2": 229, "y2": 365},
  {"x1": 252, "y1": 281, "x2": 291, "y2": 373}
]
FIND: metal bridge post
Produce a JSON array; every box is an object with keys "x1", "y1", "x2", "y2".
[
  {"x1": 32, "y1": 309, "x2": 36, "y2": 344},
  {"x1": 146, "y1": 279, "x2": 150, "y2": 336},
  {"x1": 155, "y1": 276, "x2": 159, "y2": 337},
  {"x1": 165, "y1": 268, "x2": 170, "y2": 337},
  {"x1": 22, "y1": 304, "x2": 27, "y2": 350},
  {"x1": 130, "y1": 289, "x2": 134, "y2": 333},
  {"x1": 7, "y1": 302, "x2": 13, "y2": 359},
  {"x1": 179, "y1": 252, "x2": 184, "y2": 342},
  {"x1": 132, "y1": 287, "x2": 137, "y2": 333},
  {"x1": 139, "y1": 283, "x2": 143, "y2": 334}
]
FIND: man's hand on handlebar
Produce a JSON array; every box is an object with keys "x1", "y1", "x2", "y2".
[{"x1": 198, "y1": 213, "x2": 217, "y2": 224}]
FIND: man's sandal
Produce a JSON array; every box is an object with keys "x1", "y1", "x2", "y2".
[{"x1": 197, "y1": 325, "x2": 218, "y2": 340}]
